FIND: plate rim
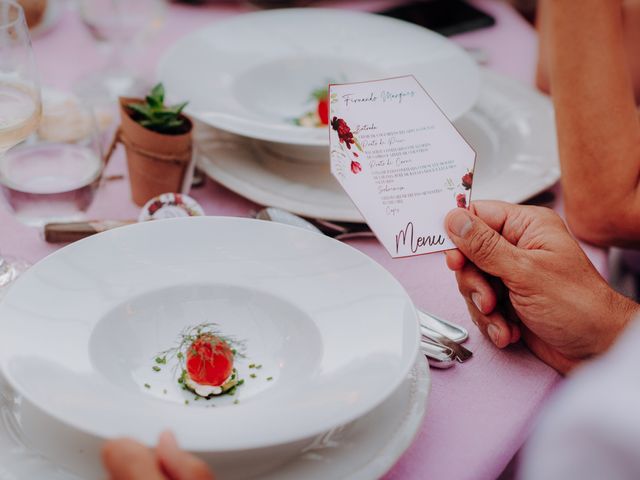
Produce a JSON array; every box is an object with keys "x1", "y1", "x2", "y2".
[{"x1": 157, "y1": 7, "x2": 479, "y2": 146}]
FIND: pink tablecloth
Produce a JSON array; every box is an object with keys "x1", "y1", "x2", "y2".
[{"x1": 0, "y1": 1, "x2": 608, "y2": 479}]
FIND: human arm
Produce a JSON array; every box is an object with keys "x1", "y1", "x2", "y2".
[{"x1": 537, "y1": 0, "x2": 640, "y2": 247}]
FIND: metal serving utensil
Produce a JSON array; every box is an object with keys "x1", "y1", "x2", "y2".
[
  {"x1": 418, "y1": 310, "x2": 468, "y2": 343},
  {"x1": 421, "y1": 325, "x2": 473, "y2": 363},
  {"x1": 254, "y1": 207, "x2": 375, "y2": 240},
  {"x1": 421, "y1": 339, "x2": 456, "y2": 369}
]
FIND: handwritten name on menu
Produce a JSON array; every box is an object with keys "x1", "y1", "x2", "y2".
[{"x1": 329, "y1": 75, "x2": 476, "y2": 258}]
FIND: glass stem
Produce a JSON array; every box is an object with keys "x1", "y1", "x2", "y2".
[{"x1": 0, "y1": 254, "x2": 14, "y2": 288}]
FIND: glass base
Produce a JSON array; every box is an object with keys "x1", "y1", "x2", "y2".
[
  {"x1": 74, "y1": 69, "x2": 150, "y2": 104},
  {"x1": 0, "y1": 255, "x2": 30, "y2": 301}
]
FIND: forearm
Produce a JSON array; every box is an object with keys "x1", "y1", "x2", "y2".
[{"x1": 547, "y1": 1, "x2": 640, "y2": 243}]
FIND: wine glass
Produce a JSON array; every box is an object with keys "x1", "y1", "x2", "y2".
[
  {"x1": 0, "y1": 0, "x2": 41, "y2": 298},
  {"x1": 74, "y1": 0, "x2": 166, "y2": 102}
]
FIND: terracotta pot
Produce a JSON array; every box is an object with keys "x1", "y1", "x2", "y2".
[{"x1": 117, "y1": 97, "x2": 193, "y2": 206}]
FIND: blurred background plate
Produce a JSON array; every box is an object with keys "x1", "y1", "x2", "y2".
[
  {"x1": 196, "y1": 69, "x2": 559, "y2": 222},
  {"x1": 158, "y1": 8, "x2": 479, "y2": 146}
]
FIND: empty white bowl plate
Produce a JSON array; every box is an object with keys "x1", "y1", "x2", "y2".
[
  {"x1": 158, "y1": 8, "x2": 479, "y2": 146},
  {"x1": 0, "y1": 218, "x2": 419, "y2": 456}
]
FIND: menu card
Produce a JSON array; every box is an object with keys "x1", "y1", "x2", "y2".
[{"x1": 329, "y1": 75, "x2": 476, "y2": 258}]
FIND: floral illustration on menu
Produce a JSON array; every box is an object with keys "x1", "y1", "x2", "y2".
[
  {"x1": 461, "y1": 170, "x2": 473, "y2": 190},
  {"x1": 447, "y1": 169, "x2": 474, "y2": 208},
  {"x1": 331, "y1": 116, "x2": 363, "y2": 175}
]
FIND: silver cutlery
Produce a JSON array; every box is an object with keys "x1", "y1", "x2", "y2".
[
  {"x1": 421, "y1": 339, "x2": 456, "y2": 369},
  {"x1": 418, "y1": 310, "x2": 468, "y2": 343},
  {"x1": 421, "y1": 325, "x2": 473, "y2": 363},
  {"x1": 254, "y1": 207, "x2": 374, "y2": 240}
]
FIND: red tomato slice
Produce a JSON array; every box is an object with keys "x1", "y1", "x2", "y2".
[
  {"x1": 186, "y1": 334, "x2": 234, "y2": 386},
  {"x1": 317, "y1": 98, "x2": 329, "y2": 125}
]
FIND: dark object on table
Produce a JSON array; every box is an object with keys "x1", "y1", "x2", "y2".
[
  {"x1": 380, "y1": 0, "x2": 495, "y2": 37},
  {"x1": 171, "y1": 0, "x2": 313, "y2": 6},
  {"x1": 44, "y1": 221, "x2": 134, "y2": 243},
  {"x1": 243, "y1": 0, "x2": 313, "y2": 6},
  {"x1": 17, "y1": 0, "x2": 47, "y2": 29}
]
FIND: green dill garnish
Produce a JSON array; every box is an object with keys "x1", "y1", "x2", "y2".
[
  {"x1": 184, "y1": 400, "x2": 189, "y2": 405},
  {"x1": 267, "y1": 377, "x2": 273, "y2": 381},
  {"x1": 248, "y1": 363, "x2": 256, "y2": 369},
  {"x1": 237, "y1": 379, "x2": 245, "y2": 386},
  {"x1": 234, "y1": 399, "x2": 239, "y2": 405},
  {"x1": 256, "y1": 364, "x2": 263, "y2": 369},
  {"x1": 163, "y1": 389, "x2": 167, "y2": 395},
  {"x1": 176, "y1": 351, "x2": 184, "y2": 360},
  {"x1": 250, "y1": 373, "x2": 257, "y2": 379},
  {"x1": 152, "y1": 366, "x2": 161, "y2": 372},
  {"x1": 155, "y1": 356, "x2": 167, "y2": 365},
  {"x1": 144, "y1": 383, "x2": 151, "y2": 389}
]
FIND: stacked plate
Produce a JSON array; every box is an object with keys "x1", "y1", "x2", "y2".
[
  {"x1": 159, "y1": 9, "x2": 560, "y2": 223},
  {"x1": 0, "y1": 217, "x2": 429, "y2": 479}
]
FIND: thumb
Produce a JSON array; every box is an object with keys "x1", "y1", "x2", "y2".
[
  {"x1": 445, "y1": 208, "x2": 522, "y2": 279},
  {"x1": 157, "y1": 431, "x2": 214, "y2": 480}
]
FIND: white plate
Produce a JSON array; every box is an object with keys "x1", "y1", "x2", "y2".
[
  {"x1": 158, "y1": 8, "x2": 479, "y2": 146},
  {"x1": 0, "y1": 218, "x2": 418, "y2": 457},
  {"x1": 196, "y1": 69, "x2": 560, "y2": 222},
  {"x1": 0, "y1": 356, "x2": 429, "y2": 480}
]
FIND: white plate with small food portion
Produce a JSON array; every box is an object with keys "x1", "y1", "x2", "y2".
[
  {"x1": 0, "y1": 217, "x2": 419, "y2": 476},
  {"x1": 195, "y1": 69, "x2": 560, "y2": 222},
  {"x1": 157, "y1": 8, "x2": 479, "y2": 146},
  {"x1": 0, "y1": 355, "x2": 429, "y2": 480}
]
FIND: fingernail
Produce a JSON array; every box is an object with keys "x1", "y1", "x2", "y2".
[
  {"x1": 487, "y1": 324, "x2": 501, "y2": 346},
  {"x1": 159, "y1": 431, "x2": 178, "y2": 448},
  {"x1": 447, "y1": 210, "x2": 473, "y2": 237},
  {"x1": 471, "y1": 292, "x2": 482, "y2": 313}
]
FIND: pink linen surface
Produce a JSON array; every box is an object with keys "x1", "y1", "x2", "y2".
[{"x1": 0, "y1": 1, "x2": 607, "y2": 479}]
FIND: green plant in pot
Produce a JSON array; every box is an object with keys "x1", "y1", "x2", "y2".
[{"x1": 113, "y1": 84, "x2": 193, "y2": 206}]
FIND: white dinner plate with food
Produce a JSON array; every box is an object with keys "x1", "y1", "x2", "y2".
[
  {"x1": 195, "y1": 69, "x2": 560, "y2": 222},
  {"x1": 157, "y1": 8, "x2": 479, "y2": 146},
  {"x1": 0, "y1": 217, "x2": 419, "y2": 476},
  {"x1": 0, "y1": 356, "x2": 429, "y2": 480}
]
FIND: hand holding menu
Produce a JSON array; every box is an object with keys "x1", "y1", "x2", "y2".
[{"x1": 329, "y1": 75, "x2": 476, "y2": 258}]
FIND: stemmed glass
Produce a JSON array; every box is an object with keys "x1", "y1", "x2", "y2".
[
  {"x1": 75, "y1": 0, "x2": 166, "y2": 102},
  {"x1": 0, "y1": 0, "x2": 42, "y2": 298}
]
